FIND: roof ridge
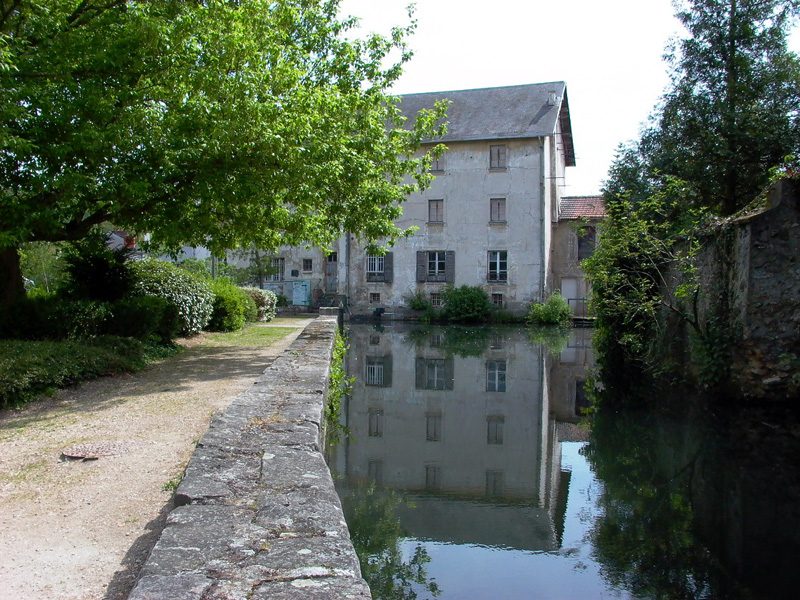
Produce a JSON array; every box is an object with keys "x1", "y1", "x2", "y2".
[{"x1": 398, "y1": 81, "x2": 566, "y2": 97}]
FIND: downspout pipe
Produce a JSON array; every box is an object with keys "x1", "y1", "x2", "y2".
[{"x1": 539, "y1": 137, "x2": 546, "y2": 302}]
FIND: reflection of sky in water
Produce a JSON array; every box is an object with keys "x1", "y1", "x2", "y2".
[{"x1": 398, "y1": 443, "x2": 630, "y2": 600}]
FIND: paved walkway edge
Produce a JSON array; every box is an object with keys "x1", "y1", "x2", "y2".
[{"x1": 129, "y1": 316, "x2": 371, "y2": 599}]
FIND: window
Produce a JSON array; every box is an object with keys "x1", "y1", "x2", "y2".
[
  {"x1": 490, "y1": 333, "x2": 504, "y2": 350},
  {"x1": 486, "y1": 360, "x2": 506, "y2": 392},
  {"x1": 489, "y1": 144, "x2": 507, "y2": 170},
  {"x1": 365, "y1": 355, "x2": 392, "y2": 387},
  {"x1": 485, "y1": 470, "x2": 504, "y2": 497},
  {"x1": 488, "y1": 251, "x2": 508, "y2": 282},
  {"x1": 327, "y1": 252, "x2": 337, "y2": 263},
  {"x1": 368, "y1": 409, "x2": 383, "y2": 437},
  {"x1": 369, "y1": 334, "x2": 380, "y2": 345},
  {"x1": 430, "y1": 332, "x2": 444, "y2": 347},
  {"x1": 417, "y1": 251, "x2": 454, "y2": 283},
  {"x1": 430, "y1": 292, "x2": 443, "y2": 307},
  {"x1": 428, "y1": 199, "x2": 444, "y2": 223},
  {"x1": 368, "y1": 460, "x2": 383, "y2": 485},
  {"x1": 487, "y1": 416, "x2": 504, "y2": 444},
  {"x1": 578, "y1": 226, "x2": 597, "y2": 260},
  {"x1": 302, "y1": 258, "x2": 313, "y2": 272},
  {"x1": 268, "y1": 257, "x2": 285, "y2": 282},
  {"x1": 490, "y1": 198, "x2": 506, "y2": 222},
  {"x1": 426, "y1": 413, "x2": 442, "y2": 442},
  {"x1": 428, "y1": 251, "x2": 446, "y2": 281},
  {"x1": 366, "y1": 252, "x2": 392, "y2": 283},
  {"x1": 425, "y1": 465, "x2": 442, "y2": 490},
  {"x1": 366, "y1": 357, "x2": 385, "y2": 386},
  {"x1": 415, "y1": 357, "x2": 453, "y2": 390},
  {"x1": 369, "y1": 292, "x2": 381, "y2": 304},
  {"x1": 491, "y1": 293, "x2": 504, "y2": 307},
  {"x1": 430, "y1": 154, "x2": 445, "y2": 173}
]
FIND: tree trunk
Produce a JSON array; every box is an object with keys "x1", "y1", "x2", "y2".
[{"x1": 1, "y1": 246, "x2": 25, "y2": 312}]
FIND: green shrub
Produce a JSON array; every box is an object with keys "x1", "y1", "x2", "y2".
[
  {"x1": 241, "y1": 287, "x2": 278, "y2": 322},
  {"x1": 0, "y1": 296, "x2": 112, "y2": 340},
  {"x1": 527, "y1": 293, "x2": 572, "y2": 327},
  {"x1": 61, "y1": 233, "x2": 133, "y2": 302},
  {"x1": 442, "y1": 285, "x2": 492, "y2": 323},
  {"x1": 0, "y1": 336, "x2": 175, "y2": 408},
  {"x1": 207, "y1": 279, "x2": 250, "y2": 332},
  {"x1": 129, "y1": 259, "x2": 213, "y2": 335},
  {"x1": 106, "y1": 296, "x2": 180, "y2": 342},
  {"x1": 276, "y1": 294, "x2": 289, "y2": 307},
  {"x1": 406, "y1": 290, "x2": 432, "y2": 311}
]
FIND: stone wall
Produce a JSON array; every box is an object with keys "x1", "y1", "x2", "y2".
[
  {"x1": 666, "y1": 179, "x2": 800, "y2": 397},
  {"x1": 129, "y1": 316, "x2": 371, "y2": 599}
]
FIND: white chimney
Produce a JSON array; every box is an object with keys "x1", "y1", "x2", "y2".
[{"x1": 547, "y1": 91, "x2": 557, "y2": 106}]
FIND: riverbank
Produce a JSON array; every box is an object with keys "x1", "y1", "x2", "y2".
[{"x1": 0, "y1": 318, "x2": 310, "y2": 600}]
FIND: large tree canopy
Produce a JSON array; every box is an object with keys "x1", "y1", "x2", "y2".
[
  {"x1": 0, "y1": 0, "x2": 445, "y2": 303},
  {"x1": 644, "y1": 0, "x2": 800, "y2": 215}
]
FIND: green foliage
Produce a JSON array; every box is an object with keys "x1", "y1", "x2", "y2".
[
  {"x1": 326, "y1": 330, "x2": 354, "y2": 446},
  {"x1": 0, "y1": 296, "x2": 113, "y2": 340},
  {"x1": 652, "y1": 0, "x2": 800, "y2": 216},
  {"x1": 406, "y1": 291, "x2": 432, "y2": 311},
  {"x1": 441, "y1": 285, "x2": 492, "y2": 323},
  {"x1": 0, "y1": 336, "x2": 178, "y2": 408},
  {"x1": 526, "y1": 292, "x2": 572, "y2": 326},
  {"x1": 584, "y1": 403, "x2": 730, "y2": 598},
  {"x1": 61, "y1": 233, "x2": 133, "y2": 302},
  {"x1": 19, "y1": 242, "x2": 66, "y2": 293},
  {"x1": 106, "y1": 296, "x2": 180, "y2": 343},
  {"x1": 241, "y1": 287, "x2": 277, "y2": 322},
  {"x1": 0, "y1": 0, "x2": 447, "y2": 300},
  {"x1": 207, "y1": 279, "x2": 250, "y2": 332},
  {"x1": 404, "y1": 325, "x2": 491, "y2": 358},
  {"x1": 129, "y1": 259, "x2": 213, "y2": 335},
  {"x1": 275, "y1": 294, "x2": 289, "y2": 308},
  {"x1": 527, "y1": 326, "x2": 571, "y2": 355},
  {"x1": 342, "y1": 484, "x2": 440, "y2": 599}
]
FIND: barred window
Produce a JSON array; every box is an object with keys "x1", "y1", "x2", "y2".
[
  {"x1": 268, "y1": 257, "x2": 285, "y2": 282},
  {"x1": 366, "y1": 357, "x2": 384, "y2": 386}
]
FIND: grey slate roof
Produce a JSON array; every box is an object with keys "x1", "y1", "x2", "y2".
[{"x1": 399, "y1": 81, "x2": 575, "y2": 166}]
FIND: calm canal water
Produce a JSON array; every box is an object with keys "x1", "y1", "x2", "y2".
[{"x1": 328, "y1": 324, "x2": 800, "y2": 600}]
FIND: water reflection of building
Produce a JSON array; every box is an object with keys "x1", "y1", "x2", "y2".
[
  {"x1": 547, "y1": 328, "x2": 596, "y2": 424},
  {"x1": 332, "y1": 324, "x2": 593, "y2": 552}
]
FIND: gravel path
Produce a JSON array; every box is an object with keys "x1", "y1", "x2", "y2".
[{"x1": 0, "y1": 318, "x2": 314, "y2": 600}]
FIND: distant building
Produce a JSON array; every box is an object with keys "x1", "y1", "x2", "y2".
[
  {"x1": 336, "y1": 82, "x2": 576, "y2": 317},
  {"x1": 550, "y1": 195, "x2": 605, "y2": 317}
]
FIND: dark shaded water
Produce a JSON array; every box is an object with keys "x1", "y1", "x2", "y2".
[{"x1": 329, "y1": 324, "x2": 800, "y2": 599}]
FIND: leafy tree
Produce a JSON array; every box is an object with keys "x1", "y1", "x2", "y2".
[
  {"x1": 649, "y1": 0, "x2": 800, "y2": 215},
  {"x1": 0, "y1": 1, "x2": 446, "y2": 308}
]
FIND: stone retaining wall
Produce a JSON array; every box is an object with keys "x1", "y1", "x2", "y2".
[{"x1": 129, "y1": 316, "x2": 370, "y2": 599}]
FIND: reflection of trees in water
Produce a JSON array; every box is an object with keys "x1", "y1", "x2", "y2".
[
  {"x1": 343, "y1": 484, "x2": 440, "y2": 599},
  {"x1": 402, "y1": 324, "x2": 569, "y2": 357},
  {"x1": 583, "y1": 406, "x2": 732, "y2": 600}
]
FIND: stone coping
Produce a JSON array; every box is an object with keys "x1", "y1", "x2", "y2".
[{"x1": 129, "y1": 316, "x2": 370, "y2": 599}]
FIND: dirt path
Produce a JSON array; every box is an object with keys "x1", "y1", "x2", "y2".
[{"x1": 0, "y1": 317, "x2": 314, "y2": 600}]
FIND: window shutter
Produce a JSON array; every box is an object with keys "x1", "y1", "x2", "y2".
[
  {"x1": 382, "y1": 354, "x2": 393, "y2": 387},
  {"x1": 444, "y1": 357, "x2": 454, "y2": 390},
  {"x1": 384, "y1": 252, "x2": 393, "y2": 284},
  {"x1": 416, "y1": 251, "x2": 427, "y2": 282},
  {"x1": 445, "y1": 251, "x2": 455, "y2": 283},
  {"x1": 415, "y1": 357, "x2": 427, "y2": 389}
]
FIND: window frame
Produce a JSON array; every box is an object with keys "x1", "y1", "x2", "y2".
[
  {"x1": 428, "y1": 199, "x2": 444, "y2": 223},
  {"x1": 302, "y1": 258, "x2": 313, "y2": 272},
  {"x1": 489, "y1": 144, "x2": 508, "y2": 170},
  {"x1": 487, "y1": 250, "x2": 508, "y2": 282},
  {"x1": 366, "y1": 255, "x2": 385, "y2": 282},
  {"x1": 427, "y1": 251, "x2": 447, "y2": 282},
  {"x1": 490, "y1": 197, "x2": 506, "y2": 223},
  {"x1": 487, "y1": 416, "x2": 505, "y2": 445},
  {"x1": 268, "y1": 257, "x2": 285, "y2": 282},
  {"x1": 486, "y1": 359, "x2": 507, "y2": 392}
]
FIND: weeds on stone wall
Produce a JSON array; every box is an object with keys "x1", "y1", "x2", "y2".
[{"x1": 325, "y1": 329, "x2": 353, "y2": 447}]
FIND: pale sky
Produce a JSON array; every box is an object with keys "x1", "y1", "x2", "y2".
[{"x1": 339, "y1": 0, "x2": 800, "y2": 197}]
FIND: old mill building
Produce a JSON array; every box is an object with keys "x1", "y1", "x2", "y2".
[{"x1": 239, "y1": 81, "x2": 602, "y2": 317}]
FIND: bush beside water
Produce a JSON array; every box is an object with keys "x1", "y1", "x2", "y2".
[{"x1": 527, "y1": 293, "x2": 572, "y2": 327}]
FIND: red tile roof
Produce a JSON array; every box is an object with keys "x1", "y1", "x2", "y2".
[{"x1": 559, "y1": 195, "x2": 605, "y2": 219}]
